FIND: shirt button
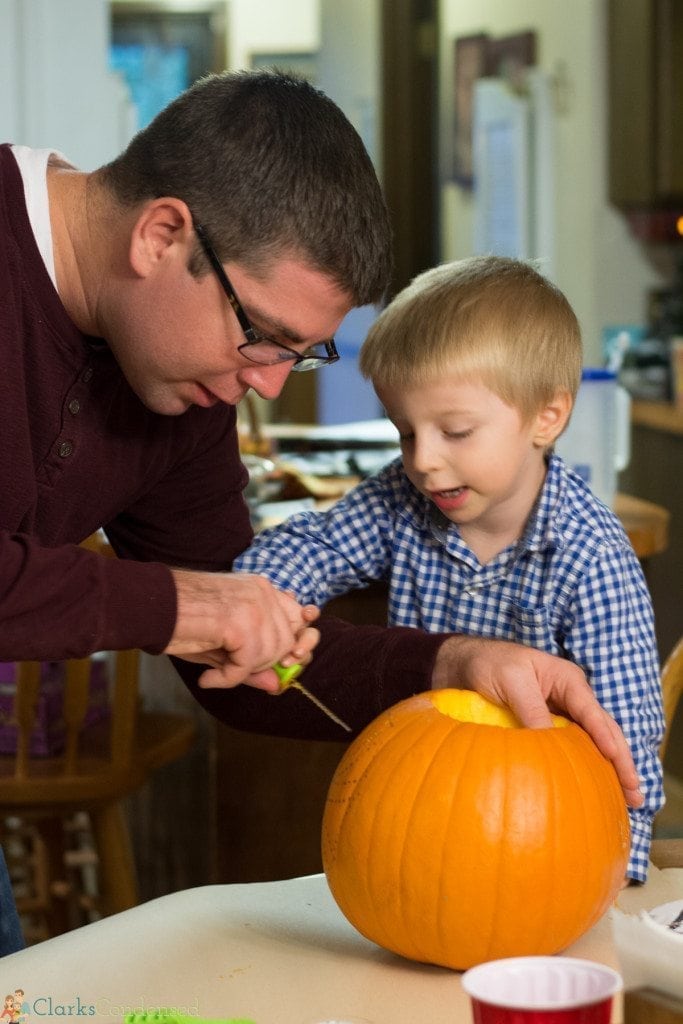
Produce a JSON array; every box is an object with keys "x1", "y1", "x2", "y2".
[
  {"x1": 82, "y1": 367, "x2": 94, "y2": 383},
  {"x1": 58, "y1": 441, "x2": 74, "y2": 458},
  {"x1": 68, "y1": 398, "x2": 81, "y2": 415}
]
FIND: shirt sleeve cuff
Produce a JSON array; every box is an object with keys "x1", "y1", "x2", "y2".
[
  {"x1": 97, "y1": 557, "x2": 177, "y2": 654},
  {"x1": 627, "y1": 809, "x2": 654, "y2": 883}
]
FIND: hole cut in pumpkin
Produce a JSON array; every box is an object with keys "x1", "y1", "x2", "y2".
[{"x1": 428, "y1": 688, "x2": 570, "y2": 729}]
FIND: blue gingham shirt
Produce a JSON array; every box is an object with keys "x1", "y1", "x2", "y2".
[{"x1": 235, "y1": 453, "x2": 665, "y2": 880}]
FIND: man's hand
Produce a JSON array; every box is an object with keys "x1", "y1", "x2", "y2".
[
  {"x1": 432, "y1": 635, "x2": 643, "y2": 809},
  {"x1": 165, "y1": 569, "x2": 320, "y2": 689}
]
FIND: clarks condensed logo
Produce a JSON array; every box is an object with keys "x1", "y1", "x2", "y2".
[
  {"x1": 2, "y1": 991, "x2": 261, "y2": 1022},
  {"x1": 3, "y1": 989, "x2": 94, "y2": 1019}
]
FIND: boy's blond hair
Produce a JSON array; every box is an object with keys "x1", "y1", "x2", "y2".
[{"x1": 359, "y1": 255, "x2": 583, "y2": 422}]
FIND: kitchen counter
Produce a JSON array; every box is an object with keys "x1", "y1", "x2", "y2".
[
  {"x1": 619, "y1": 412, "x2": 683, "y2": 780},
  {"x1": 632, "y1": 401, "x2": 683, "y2": 437},
  {"x1": 613, "y1": 492, "x2": 670, "y2": 560},
  {"x1": 1, "y1": 867, "x2": 682, "y2": 1023}
]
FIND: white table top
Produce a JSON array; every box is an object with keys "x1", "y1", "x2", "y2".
[{"x1": 1, "y1": 870, "x2": 682, "y2": 1024}]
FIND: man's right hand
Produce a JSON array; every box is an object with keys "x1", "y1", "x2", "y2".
[{"x1": 164, "y1": 569, "x2": 320, "y2": 690}]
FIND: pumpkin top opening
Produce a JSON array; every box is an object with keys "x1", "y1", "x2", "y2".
[{"x1": 428, "y1": 689, "x2": 569, "y2": 729}]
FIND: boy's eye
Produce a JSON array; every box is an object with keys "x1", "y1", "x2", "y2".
[{"x1": 445, "y1": 428, "x2": 473, "y2": 440}]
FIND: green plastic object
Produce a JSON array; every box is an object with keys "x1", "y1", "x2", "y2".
[
  {"x1": 272, "y1": 662, "x2": 303, "y2": 688},
  {"x1": 124, "y1": 1014, "x2": 256, "y2": 1024}
]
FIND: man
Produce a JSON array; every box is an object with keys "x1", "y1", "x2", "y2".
[{"x1": 0, "y1": 70, "x2": 640, "y2": 953}]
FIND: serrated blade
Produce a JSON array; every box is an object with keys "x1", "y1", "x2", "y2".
[{"x1": 273, "y1": 662, "x2": 352, "y2": 732}]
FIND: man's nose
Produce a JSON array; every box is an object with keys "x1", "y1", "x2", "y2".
[{"x1": 240, "y1": 361, "x2": 295, "y2": 401}]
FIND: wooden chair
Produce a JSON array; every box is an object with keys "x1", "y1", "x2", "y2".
[
  {"x1": 0, "y1": 538, "x2": 197, "y2": 941},
  {"x1": 0, "y1": 656, "x2": 198, "y2": 939},
  {"x1": 660, "y1": 635, "x2": 683, "y2": 761},
  {"x1": 650, "y1": 636, "x2": 683, "y2": 871}
]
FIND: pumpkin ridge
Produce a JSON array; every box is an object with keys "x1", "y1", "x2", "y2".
[
  {"x1": 433, "y1": 722, "x2": 482, "y2": 962},
  {"x1": 511, "y1": 726, "x2": 590, "y2": 954},
  {"x1": 363, "y1": 713, "x2": 442, "y2": 953},
  {"x1": 477, "y1": 725, "x2": 554, "y2": 961},
  {"x1": 533, "y1": 725, "x2": 626, "y2": 949},
  {"x1": 534, "y1": 727, "x2": 564, "y2": 951},
  {"x1": 436, "y1": 716, "x2": 499, "y2": 962},
  {"x1": 560, "y1": 725, "x2": 629, "y2": 927},
  {"x1": 325, "y1": 710, "x2": 412, "y2": 937},
  {"x1": 548, "y1": 726, "x2": 598, "y2": 942},
  {"x1": 368, "y1": 708, "x2": 458, "y2": 954},
  {"x1": 394, "y1": 717, "x2": 470, "y2": 963},
  {"x1": 329, "y1": 706, "x2": 450, "y2": 952},
  {"x1": 324, "y1": 698, "x2": 425, "y2": 858},
  {"x1": 478, "y1": 727, "x2": 515, "y2": 961}
]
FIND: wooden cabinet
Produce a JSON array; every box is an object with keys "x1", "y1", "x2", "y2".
[
  {"x1": 618, "y1": 406, "x2": 683, "y2": 783},
  {"x1": 608, "y1": 0, "x2": 683, "y2": 207}
]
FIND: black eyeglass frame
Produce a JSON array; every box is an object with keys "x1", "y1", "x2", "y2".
[{"x1": 193, "y1": 222, "x2": 339, "y2": 372}]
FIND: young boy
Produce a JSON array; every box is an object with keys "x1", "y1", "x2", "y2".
[{"x1": 234, "y1": 255, "x2": 665, "y2": 883}]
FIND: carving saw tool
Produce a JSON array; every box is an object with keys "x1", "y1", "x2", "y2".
[{"x1": 273, "y1": 662, "x2": 351, "y2": 732}]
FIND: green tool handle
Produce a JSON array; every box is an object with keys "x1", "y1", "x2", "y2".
[
  {"x1": 273, "y1": 661, "x2": 303, "y2": 688},
  {"x1": 124, "y1": 1014, "x2": 255, "y2": 1024},
  {"x1": 272, "y1": 661, "x2": 352, "y2": 732}
]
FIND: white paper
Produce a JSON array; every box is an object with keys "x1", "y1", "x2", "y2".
[{"x1": 610, "y1": 903, "x2": 683, "y2": 998}]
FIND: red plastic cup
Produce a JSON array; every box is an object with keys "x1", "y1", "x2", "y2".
[{"x1": 461, "y1": 956, "x2": 622, "y2": 1024}]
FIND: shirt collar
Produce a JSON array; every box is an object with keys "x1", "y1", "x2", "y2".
[{"x1": 519, "y1": 452, "x2": 567, "y2": 553}]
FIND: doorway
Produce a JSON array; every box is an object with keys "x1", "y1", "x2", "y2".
[{"x1": 381, "y1": 0, "x2": 440, "y2": 297}]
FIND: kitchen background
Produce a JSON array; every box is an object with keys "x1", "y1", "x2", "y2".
[{"x1": 1, "y1": 0, "x2": 681, "y2": 922}]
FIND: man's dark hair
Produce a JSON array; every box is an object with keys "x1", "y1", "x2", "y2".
[{"x1": 98, "y1": 69, "x2": 392, "y2": 305}]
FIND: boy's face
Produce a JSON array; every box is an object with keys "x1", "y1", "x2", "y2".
[{"x1": 376, "y1": 374, "x2": 560, "y2": 549}]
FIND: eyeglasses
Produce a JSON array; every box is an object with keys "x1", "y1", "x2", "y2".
[{"x1": 193, "y1": 223, "x2": 339, "y2": 372}]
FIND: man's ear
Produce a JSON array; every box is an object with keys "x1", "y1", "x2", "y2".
[
  {"x1": 532, "y1": 390, "x2": 573, "y2": 448},
  {"x1": 128, "y1": 198, "x2": 193, "y2": 277}
]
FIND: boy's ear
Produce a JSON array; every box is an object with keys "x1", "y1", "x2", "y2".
[
  {"x1": 128, "y1": 197, "x2": 193, "y2": 277},
  {"x1": 532, "y1": 390, "x2": 573, "y2": 447}
]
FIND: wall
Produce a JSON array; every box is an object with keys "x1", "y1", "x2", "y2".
[
  {"x1": 228, "y1": 0, "x2": 318, "y2": 71},
  {"x1": 438, "y1": 0, "x2": 666, "y2": 364},
  {"x1": 0, "y1": 0, "x2": 133, "y2": 169},
  {"x1": 227, "y1": 0, "x2": 379, "y2": 166},
  {"x1": 318, "y1": 0, "x2": 381, "y2": 172}
]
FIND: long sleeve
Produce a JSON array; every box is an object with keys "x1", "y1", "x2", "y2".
[
  {"x1": 233, "y1": 470, "x2": 399, "y2": 601},
  {"x1": 561, "y1": 542, "x2": 665, "y2": 881},
  {"x1": 183, "y1": 614, "x2": 449, "y2": 739},
  {"x1": 0, "y1": 534, "x2": 176, "y2": 658}
]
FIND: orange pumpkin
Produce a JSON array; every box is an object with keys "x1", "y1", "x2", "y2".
[{"x1": 322, "y1": 689, "x2": 630, "y2": 971}]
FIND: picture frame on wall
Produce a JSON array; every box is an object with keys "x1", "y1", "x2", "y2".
[
  {"x1": 452, "y1": 33, "x2": 490, "y2": 188},
  {"x1": 452, "y1": 30, "x2": 537, "y2": 190},
  {"x1": 487, "y1": 31, "x2": 537, "y2": 89},
  {"x1": 110, "y1": 1, "x2": 226, "y2": 130}
]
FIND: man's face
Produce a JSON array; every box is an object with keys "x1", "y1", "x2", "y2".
[{"x1": 108, "y1": 247, "x2": 352, "y2": 416}]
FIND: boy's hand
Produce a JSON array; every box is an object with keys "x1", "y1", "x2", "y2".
[
  {"x1": 166, "y1": 570, "x2": 320, "y2": 689},
  {"x1": 191, "y1": 621, "x2": 321, "y2": 691},
  {"x1": 432, "y1": 634, "x2": 643, "y2": 809}
]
